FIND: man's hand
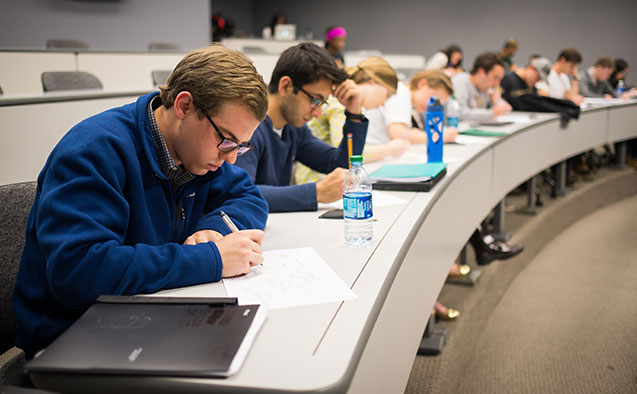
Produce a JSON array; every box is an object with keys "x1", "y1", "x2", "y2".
[
  {"x1": 492, "y1": 102, "x2": 512, "y2": 117},
  {"x1": 316, "y1": 167, "x2": 348, "y2": 203},
  {"x1": 216, "y1": 230, "x2": 264, "y2": 278},
  {"x1": 388, "y1": 139, "x2": 410, "y2": 157},
  {"x1": 571, "y1": 94, "x2": 584, "y2": 106},
  {"x1": 489, "y1": 88, "x2": 503, "y2": 104},
  {"x1": 443, "y1": 126, "x2": 458, "y2": 143},
  {"x1": 184, "y1": 230, "x2": 223, "y2": 245},
  {"x1": 333, "y1": 79, "x2": 362, "y2": 116}
]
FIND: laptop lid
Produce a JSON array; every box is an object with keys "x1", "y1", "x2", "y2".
[{"x1": 26, "y1": 297, "x2": 266, "y2": 379}]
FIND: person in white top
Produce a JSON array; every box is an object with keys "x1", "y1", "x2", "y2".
[
  {"x1": 425, "y1": 44, "x2": 464, "y2": 77},
  {"x1": 365, "y1": 70, "x2": 458, "y2": 146},
  {"x1": 535, "y1": 48, "x2": 584, "y2": 105}
]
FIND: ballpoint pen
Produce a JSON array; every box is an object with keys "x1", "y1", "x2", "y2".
[
  {"x1": 220, "y1": 211, "x2": 239, "y2": 233},
  {"x1": 220, "y1": 211, "x2": 263, "y2": 267}
]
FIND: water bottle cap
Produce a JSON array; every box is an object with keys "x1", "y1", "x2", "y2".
[
  {"x1": 427, "y1": 96, "x2": 443, "y2": 110},
  {"x1": 349, "y1": 155, "x2": 363, "y2": 163}
]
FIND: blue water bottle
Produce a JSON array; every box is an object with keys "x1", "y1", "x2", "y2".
[
  {"x1": 616, "y1": 80, "x2": 625, "y2": 96},
  {"x1": 425, "y1": 96, "x2": 444, "y2": 163}
]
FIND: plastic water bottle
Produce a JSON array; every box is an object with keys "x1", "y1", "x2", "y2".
[
  {"x1": 343, "y1": 155, "x2": 373, "y2": 245},
  {"x1": 446, "y1": 95, "x2": 460, "y2": 128},
  {"x1": 425, "y1": 96, "x2": 444, "y2": 163},
  {"x1": 616, "y1": 80, "x2": 625, "y2": 96}
]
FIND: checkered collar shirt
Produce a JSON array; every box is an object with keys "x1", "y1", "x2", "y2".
[{"x1": 147, "y1": 96, "x2": 196, "y2": 189}]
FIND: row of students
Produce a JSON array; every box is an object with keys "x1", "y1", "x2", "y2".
[{"x1": 13, "y1": 39, "x2": 633, "y2": 358}]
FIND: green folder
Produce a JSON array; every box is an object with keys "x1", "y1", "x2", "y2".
[
  {"x1": 369, "y1": 162, "x2": 447, "y2": 181},
  {"x1": 459, "y1": 129, "x2": 508, "y2": 137}
]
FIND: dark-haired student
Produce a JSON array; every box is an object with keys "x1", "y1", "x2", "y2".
[
  {"x1": 579, "y1": 57, "x2": 620, "y2": 99},
  {"x1": 425, "y1": 44, "x2": 464, "y2": 77},
  {"x1": 607, "y1": 59, "x2": 637, "y2": 167},
  {"x1": 324, "y1": 26, "x2": 347, "y2": 67},
  {"x1": 234, "y1": 43, "x2": 368, "y2": 213},
  {"x1": 609, "y1": 58, "x2": 637, "y2": 98},
  {"x1": 609, "y1": 58, "x2": 629, "y2": 90},
  {"x1": 501, "y1": 57, "x2": 552, "y2": 109},
  {"x1": 499, "y1": 38, "x2": 519, "y2": 71},
  {"x1": 535, "y1": 48, "x2": 584, "y2": 105},
  {"x1": 451, "y1": 51, "x2": 512, "y2": 121}
]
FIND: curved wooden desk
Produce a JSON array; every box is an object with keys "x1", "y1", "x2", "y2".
[{"x1": 29, "y1": 101, "x2": 637, "y2": 394}]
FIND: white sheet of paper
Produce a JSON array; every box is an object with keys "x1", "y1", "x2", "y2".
[
  {"x1": 496, "y1": 114, "x2": 533, "y2": 123},
  {"x1": 223, "y1": 247, "x2": 357, "y2": 309},
  {"x1": 323, "y1": 190, "x2": 406, "y2": 210},
  {"x1": 455, "y1": 134, "x2": 493, "y2": 145}
]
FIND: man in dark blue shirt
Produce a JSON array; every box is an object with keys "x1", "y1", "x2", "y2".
[
  {"x1": 14, "y1": 44, "x2": 269, "y2": 358},
  {"x1": 235, "y1": 43, "x2": 368, "y2": 212}
]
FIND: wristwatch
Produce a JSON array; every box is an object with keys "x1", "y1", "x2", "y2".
[{"x1": 344, "y1": 110, "x2": 368, "y2": 122}]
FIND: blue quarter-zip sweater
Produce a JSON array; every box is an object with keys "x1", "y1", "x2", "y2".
[
  {"x1": 235, "y1": 116, "x2": 367, "y2": 212},
  {"x1": 13, "y1": 92, "x2": 268, "y2": 358}
]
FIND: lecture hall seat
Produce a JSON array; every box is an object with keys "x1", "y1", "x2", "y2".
[
  {"x1": 41, "y1": 71, "x2": 103, "y2": 92},
  {"x1": 45, "y1": 39, "x2": 89, "y2": 50},
  {"x1": 0, "y1": 182, "x2": 37, "y2": 388}
]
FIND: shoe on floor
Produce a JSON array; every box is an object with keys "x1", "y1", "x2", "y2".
[
  {"x1": 434, "y1": 301, "x2": 460, "y2": 320},
  {"x1": 447, "y1": 264, "x2": 471, "y2": 278},
  {"x1": 476, "y1": 241, "x2": 524, "y2": 265}
]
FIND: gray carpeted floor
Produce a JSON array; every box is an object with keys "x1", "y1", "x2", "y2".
[{"x1": 405, "y1": 168, "x2": 637, "y2": 394}]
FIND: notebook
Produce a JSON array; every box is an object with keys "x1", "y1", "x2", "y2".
[
  {"x1": 459, "y1": 129, "x2": 508, "y2": 137},
  {"x1": 26, "y1": 296, "x2": 266, "y2": 380},
  {"x1": 369, "y1": 162, "x2": 447, "y2": 191},
  {"x1": 477, "y1": 120, "x2": 514, "y2": 127}
]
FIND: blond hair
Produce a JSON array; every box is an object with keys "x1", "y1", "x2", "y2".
[
  {"x1": 409, "y1": 70, "x2": 454, "y2": 95},
  {"x1": 346, "y1": 57, "x2": 398, "y2": 95},
  {"x1": 160, "y1": 44, "x2": 268, "y2": 121}
]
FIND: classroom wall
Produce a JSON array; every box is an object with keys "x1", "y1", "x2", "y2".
[
  {"x1": 215, "y1": 0, "x2": 637, "y2": 86},
  {"x1": 0, "y1": 0, "x2": 210, "y2": 51},
  {"x1": 1, "y1": 0, "x2": 635, "y2": 85}
]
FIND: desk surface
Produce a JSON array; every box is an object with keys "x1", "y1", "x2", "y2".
[{"x1": 23, "y1": 99, "x2": 637, "y2": 394}]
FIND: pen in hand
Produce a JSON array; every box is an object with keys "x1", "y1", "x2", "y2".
[
  {"x1": 220, "y1": 211, "x2": 240, "y2": 233},
  {"x1": 220, "y1": 211, "x2": 264, "y2": 268}
]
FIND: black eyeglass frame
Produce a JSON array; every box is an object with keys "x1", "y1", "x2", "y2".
[
  {"x1": 295, "y1": 86, "x2": 329, "y2": 109},
  {"x1": 200, "y1": 109, "x2": 253, "y2": 156}
]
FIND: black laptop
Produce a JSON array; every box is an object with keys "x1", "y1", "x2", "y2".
[{"x1": 26, "y1": 296, "x2": 266, "y2": 382}]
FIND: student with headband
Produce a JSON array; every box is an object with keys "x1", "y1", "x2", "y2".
[
  {"x1": 295, "y1": 57, "x2": 410, "y2": 185},
  {"x1": 324, "y1": 26, "x2": 347, "y2": 67}
]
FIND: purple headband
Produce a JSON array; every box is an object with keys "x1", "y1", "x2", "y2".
[{"x1": 325, "y1": 27, "x2": 347, "y2": 42}]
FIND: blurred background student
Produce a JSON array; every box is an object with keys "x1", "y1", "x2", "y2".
[
  {"x1": 426, "y1": 44, "x2": 464, "y2": 77},
  {"x1": 324, "y1": 26, "x2": 347, "y2": 67}
]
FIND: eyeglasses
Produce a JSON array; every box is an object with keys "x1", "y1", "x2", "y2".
[
  {"x1": 296, "y1": 86, "x2": 328, "y2": 110},
  {"x1": 201, "y1": 111, "x2": 253, "y2": 156}
]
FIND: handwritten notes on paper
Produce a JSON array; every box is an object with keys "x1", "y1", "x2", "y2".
[{"x1": 223, "y1": 247, "x2": 357, "y2": 309}]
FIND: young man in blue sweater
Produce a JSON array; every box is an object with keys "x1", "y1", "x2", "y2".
[
  {"x1": 13, "y1": 44, "x2": 269, "y2": 358},
  {"x1": 235, "y1": 43, "x2": 368, "y2": 212}
]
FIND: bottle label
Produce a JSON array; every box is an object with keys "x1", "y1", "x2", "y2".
[
  {"x1": 343, "y1": 192, "x2": 373, "y2": 219},
  {"x1": 447, "y1": 116, "x2": 459, "y2": 128}
]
